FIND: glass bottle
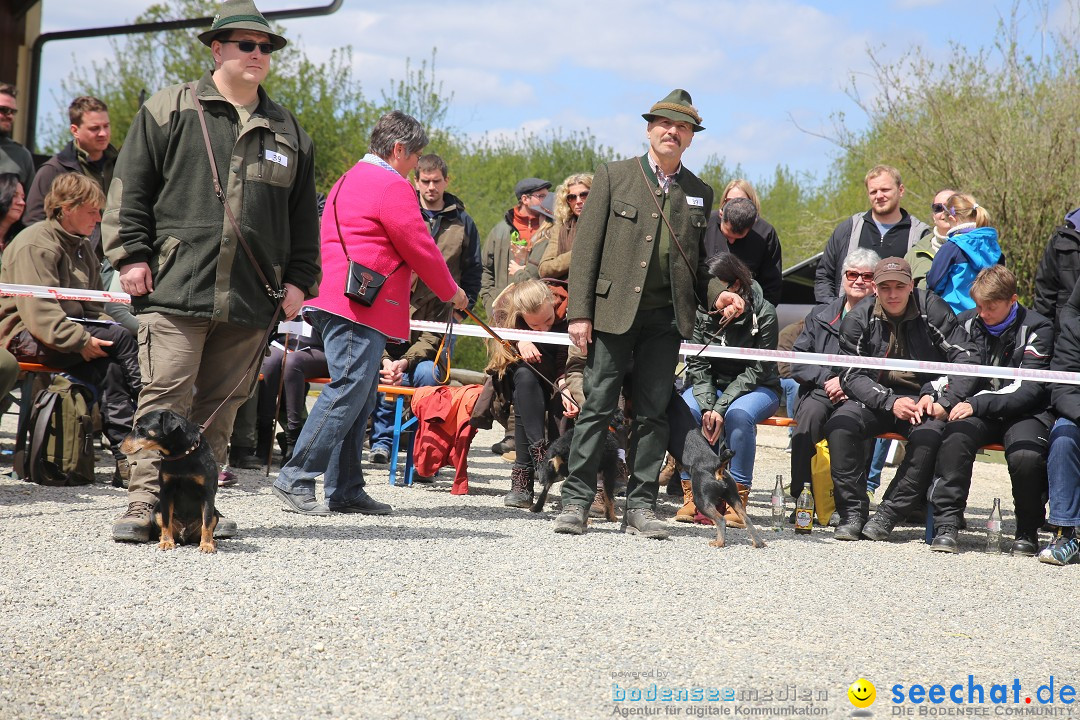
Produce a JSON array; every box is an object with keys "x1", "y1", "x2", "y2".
[
  {"x1": 771, "y1": 475, "x2": 785, "y2": 532},
  {"x1": 985, "y1": 498, "x2": 1003, "y2": 554},
  {"x1": 794, "y1": 488, "x2": 814, "y2": 534}
]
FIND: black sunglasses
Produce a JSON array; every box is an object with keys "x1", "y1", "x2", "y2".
[
  {"x1": 0, "y1": 107, "x2": 16, "y2": 117},
  {"x1": 220, "y1": 39, "x2": 275, "y2": 55},
  {"x1": 931, "y1": 202, "x2": 956, "y2": 216},
  {"x1": 566, "y1": 191, "x2": 589, "y2": 203}
]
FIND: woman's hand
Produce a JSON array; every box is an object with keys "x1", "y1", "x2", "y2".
[
  {"x1": 517, "y1": 340, "x2": 542, "y2": 363},
  {"x1": 379, "y1": 358, "x2": 408, "y2": 385},
  {"x1": 701, "y1": 409, "x2": 724, "y2": 445},
  {"x1": 80, "y1": 336, "x2": 112, "y2": 361},
  {"x1": 450, "y1": 287, "x2": 468, "y2": 311},
  {"x1": 713, "y1": 290, "x2": 746, "y2": 320}
]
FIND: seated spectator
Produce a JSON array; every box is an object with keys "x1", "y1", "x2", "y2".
[
  {"x1": 825, "y1": 257, "x2": 977, "y2": 541},
  {"x1": 678, "y1": 253, "x2": 780, "y2": 526},
  {"x1": 0, "y1": 173, "x2": 142, "y2": 484},
  {"x1": 789, "y1": 248, "x2": 880, "y2": 500},
  {"x1": 1043, "y1": 275, "x2": 1080, "y2": 566},
  {"x1": 258, "y1": 326, "x2": 327, "y2": 465},
  {"x1": 486, "y1": 279, "x2": 569, "y2": 508},
  {"x1": 704, "y1": 179, "x2": 783, "y2": 307},
  {"x1": 1032, "y1": 206, "x2": 1080, "y2": 334},
  {"x1": 906, "y1": 188, "x2": 957, "y2": 288},
  {"x1": 0, "y1": 172, "x2": 25, "y2": 250},
  {"x1": 775, "y1": 319, "x2": 802, "y2": 450},
  {"x1": 927, "y1": 266, "x2": 1053, "y2": 554},
  {"x1": 925, "y1": 193, "x2": 1003, "y2": 313},
  {"x1": 537, "y1": 173, "x2": 593, "y2": 281}
]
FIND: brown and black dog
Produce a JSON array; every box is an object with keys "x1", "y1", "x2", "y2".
[
  {"x1": 530, "y1": 421, "x2": 620, "y2": 522},
  {"x1": 120, "y1": 410, "x2": 220, "y2": 553}
]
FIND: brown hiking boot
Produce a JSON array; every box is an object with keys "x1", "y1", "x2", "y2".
[
  {"x1": 659, "y1": 454, "x2": 681, "y2": 496},
  {"x1": 723, "y1": 483, "x2": 751, "y2": 529},
  {"x1": 675, "y1": 479, "x2": 697, "y2": 523},
  {"x1": 112, "y1": 457, "x2": 131, "y2": 488},
  {"x1": 112, "y1": 501, "x2": 155, "y2": 543},
  {"x1": 589, "y1": 481, "x2": 610, "y2": 519}
]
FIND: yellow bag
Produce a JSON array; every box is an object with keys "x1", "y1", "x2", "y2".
[{"x1": 809, "y1": 439, "x2": 835, "y2": 526}]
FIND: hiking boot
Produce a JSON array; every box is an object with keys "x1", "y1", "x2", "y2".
[
  {"x1": 553, "y1": 504, "x2": 589, "y2": 535},
  {"x1": 112, "y1": 501, "x2": 155, "y2": 543},
  {"x1": 272, "y1": 485, "x2": 331, "y2": 515},
  {"x1": 674, "y1": 479, "x2": 697, "y2": 523},
  {"x1": 622, "y1": 507, "x2": 670, "y2": 540},
  {"x1": 328, "y1": 489, "x2": 392, "y2": 515},
  {"x1": 834, "y1": 515, "x2": 865, "y2": 541},
  {"x1": 112, "y1": 457, "x2": 131, "y2": 489},
  {"x1": 490, "y1": 436, "x2": 514, "y2": 455},
  {"x1": 1037, "y1": 530, "x2": 1079, "y2": 566},
  {"x1": 1011, "y1": 530, "x2": 1039, "y2": 557},
  {"x1": 229, "y1": 447, "x2": 262, "y2": 470},
  {"x1": 503, "y1": 464, "x2": 534, "y2": 508},
  {"x1": 930, "y1": 525, "x2": 959, "y2": 553},
  {"x1": 861, "y1": 512, "x2": 896, "y2": 541},
  {"x1": 589, "y1": 477, "x2": 614, "y2": 519},
  {"x1": 660, "y1": 454, "x2": 681, "y2": 497},
  {"x1": 368, "y1": 446, "x2": 391, "y2": 465},
  {"x1": 722, "y1": 483, "x2": 751, "y2": 529}
]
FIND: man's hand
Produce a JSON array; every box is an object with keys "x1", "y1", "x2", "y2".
[
  {"x1": 517, "y1": 340, "x2": 542, "y2": 363},
  {"x1": 702, "y1": 409, "x2": 724, "y2": 445},
  {"x1": 824, "y1": 376, "x2": 847, "y2": 404},
  {"x1": 560, "y1": 383, "x2": 581, "y2": 418},
  {"x1": 379, "y1": 358, "x2": 408, "y2": 385},
  {"x1": 949, "y1": 401, "x2": 974, "y2": 422},
  {"x1": 713, "y1": 290, "x2": 746, "y2": 321},
  {"x1": 914, "y1": 394, "x2": 945, "y2": 422},
  {"x1": 891, "y1": 396, "x2": 921, "y2": 422},
  {"x1": 568, "y1": 319, "x2": 592, "y2": 352},
  {"x1": 80, "y1": 336, "x2": 112, "y2": 361},
  {"x1": 282, "y1": 283, "x2": 305, "y2": 319},
  {"x1": 450, "y1": 287, "x2": 469, "y2": 311},
  {"x1": 119, "y1": 262, "x2": 154, "y2": 296},
  {"x1": 508, "y1": 260, "x2": 525, "y2": 275}
]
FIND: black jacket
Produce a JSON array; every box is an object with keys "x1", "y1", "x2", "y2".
[
  {"x1": 956, "y1": 305, "x2": 1053, "y2": 419},
  {"x1": 814, "y1": 209, "x2": 929, "y2": 303},
  {"x1": 1033, "y1": 223, "x2": 1080, "y2": 333},
  {"x1": 703, "y1": 212, "x2": 782, "y2": 306},
  {"x1": 24, "y1": 141, "x2": 118, "y2": 224},
  {"x1": 838, "y1": 289, "x2": 977, "y2": 411},
  {"x1": 791, "y1": 296, "x2": 845, "y2": 389},
  {"x1": 1051, "y1": 280, "x2": 1080, "y2": 421}
]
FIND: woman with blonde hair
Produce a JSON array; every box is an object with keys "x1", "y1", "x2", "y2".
[
  {"x1": 703, "y1": 178, "x2": 783, "y2": 306},
  {"x1": 925, "y1": 192, "x2": 1003, "y2": 313},
  {"x1": 487, "y1": 279, "x2": 569, "y2": 508},
  {"x1": 536, "y1": 172, "x2": 592, "y2": 280}
]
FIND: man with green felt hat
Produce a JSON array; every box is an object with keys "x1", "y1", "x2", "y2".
[
  {"x1": 104, "y1": 0, "x2": 320, "y2": 544},
  {"x1": 554, "y1": 89, "x2": 736, "y2": 539}
]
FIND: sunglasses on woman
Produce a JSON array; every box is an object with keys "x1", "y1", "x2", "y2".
[
  {"x1": 566, "y1": 191, "x2": 589, "y2": 203},
  {"x1": 844, "y1": 270, "x2": 875, "y2": 282},
  {"x1": 931, "y1": 202, "x2": 955, "y2": 216},
  {"x1": 220, "y1": 39, "x2": 276, "y2": 55}
]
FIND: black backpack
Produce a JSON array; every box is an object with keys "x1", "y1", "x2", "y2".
[{"x1": 25, "y1": 375, "x2": 99, "y2": 486}]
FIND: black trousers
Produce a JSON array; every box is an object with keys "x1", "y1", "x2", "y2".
[
  {"x1": 790, "y1": 389, "x2": 839, "y2": 499},
  {"x1": 824, "y1": 399, "x2": 945, "y2": 522},
  {"x1": 258, "y1": 346, "x2": 327, "y2": 432},
  {"x1": 931, "y1": 414, "x2": 1049, "y2": 534}
]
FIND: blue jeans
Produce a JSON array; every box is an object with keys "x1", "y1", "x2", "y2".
[
  {"x1": 780, "y1": 377, "x2": 798, "y2": 436},
  {"x1": 867, "y1": 437, "x2": 888, "y2": 493},
  {"x1": 1048, "y1": 418, "x2": 1080, "y2": 527},
  {"x1": 274, "y1": 310, "x2": 387, "y2": 504},
  {"x1": 369, "y1": 360, "x2": 442, "y2": 451},
  {"x1": 680, "y1": 386, "x2": 780, "y2": 487}
]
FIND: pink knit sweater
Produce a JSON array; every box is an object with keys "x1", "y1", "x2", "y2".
[{"x1": 306, "y1": 160, "x2": 459, "y2": 341}]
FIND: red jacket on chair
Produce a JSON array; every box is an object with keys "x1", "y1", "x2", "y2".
[{"x1": 411, "y1": 384, "x2": 484, "y2": 494}]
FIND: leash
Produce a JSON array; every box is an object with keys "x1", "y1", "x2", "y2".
[{"x1": 460, "y1": 306, "x2": 580, "y2": 412}]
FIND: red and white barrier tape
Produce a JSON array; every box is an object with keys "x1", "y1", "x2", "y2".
[{"x1": 0, "y1": 283, "x2": 132, "y2": 304}]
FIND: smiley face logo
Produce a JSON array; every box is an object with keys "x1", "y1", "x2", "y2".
[{"x1": 848, "y1": 678, "x2": 876, "y2": 708}]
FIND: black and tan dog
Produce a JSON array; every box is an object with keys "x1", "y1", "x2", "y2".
[
  {"x1": 530, "y1": 422, "x2": 620, "y2": 523},
  {"x1": 667, "y1": 391, "x2": 766, "y2": 548},
  {"x1": 120, "y1": 410, "x2": 220, "y2": 553}
]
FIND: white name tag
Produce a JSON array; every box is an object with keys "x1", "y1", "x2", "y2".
[
  {"x1": 686, "y1": 196, "x2": 704, "y2": 207},
  {"x1": 265, "y1": 150, "x2": 289, "y2": 168}
]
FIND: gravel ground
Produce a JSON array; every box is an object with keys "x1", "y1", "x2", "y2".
[{"x1": 0, "y1": 400, "x2": 1076, "y2": 720}]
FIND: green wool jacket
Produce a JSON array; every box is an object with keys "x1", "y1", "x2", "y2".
[
  {"x1": 101, "y1": 72, "x2": 321, "y2": 329},
  {"x1": 567, "y1": 155, "x2": 722, "y2": 338}
]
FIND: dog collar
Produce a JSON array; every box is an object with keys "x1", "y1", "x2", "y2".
[{"x1": 161, "y1": 436, "x2": 201, "y2": 462}]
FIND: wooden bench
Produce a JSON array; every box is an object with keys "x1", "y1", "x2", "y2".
[
  {"x1": 759, "y1": 415, "x2": 1005, "y2": 452},
  {"x1": 306, "y1": 379, "x2": 418, "y2": 486}
]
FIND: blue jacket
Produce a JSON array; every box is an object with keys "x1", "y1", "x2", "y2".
[{"x1": 925, "y1": 226, "x2": 1003, "y2": 312}]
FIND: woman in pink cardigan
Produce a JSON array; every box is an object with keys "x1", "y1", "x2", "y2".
[{"x1": 272, "y1": 112, "x2": 467, "y2": 515}]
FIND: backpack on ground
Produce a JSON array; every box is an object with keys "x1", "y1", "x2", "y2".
[{"x1": 26, "y1": 375, "x2": 99, "y2": 486}]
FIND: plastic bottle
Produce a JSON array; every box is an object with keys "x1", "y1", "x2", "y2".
[
  {"x1": 794, "y1": 488, "x2": 814, "y2": 534},
  {"x1": 985, "y1": 498, "x2": 1002, "y2": 554},
  {"x1": 510, "y1": 237, "x2": 529, "y2": 266},
  {"x1": 770, "y1": 475, "x2": 785, "y2": 533}
]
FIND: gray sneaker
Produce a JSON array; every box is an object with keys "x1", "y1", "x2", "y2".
[
  {"x1": 272, "y1": 486, "x2": 331, "y2": 515},
  {"x1": 213, "y1": 515, "x2": 239, "y2": 539},
  {"x1": 112, "y1": 501, "x2": 155, "y2": 543},
  {"x1": 327, "y1": 489, "x2": 392, "y2": 515},
  {"x1": 553, "y1": 504, "x2": 589, "y2": 535},
  {"x1": 622, "y1": 507, "x2": 670, "y2": 540}
]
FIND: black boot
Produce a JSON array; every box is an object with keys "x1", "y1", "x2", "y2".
[
  {"x1": 504, "y1": 464, "x2": 534, "y2": 508},
  {"x1": 255, "y1": 420, "x2": 275, "y2": 463},
  {"x1": 279, "y1": 427, "x2": 302, "y2": 464}
]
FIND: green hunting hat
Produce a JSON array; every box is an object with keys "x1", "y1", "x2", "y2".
[
  {"x1": 642, "y1": 89, "x2": 705, "y2": 132},
  {"x1": 198, "y1": 0, "x2": 287, "y2": 51}
]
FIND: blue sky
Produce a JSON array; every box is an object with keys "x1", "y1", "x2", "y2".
[{"x1": 35, "y1": 0, "x2": 1070, "y2": 184}]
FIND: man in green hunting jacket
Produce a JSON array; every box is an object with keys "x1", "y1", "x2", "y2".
[
  {"x1": 103, "y1": 0, "x2": 320, "y2": 544},
  {"x1": 554, "y1": 89, "x2": 734, "y2": 538}
]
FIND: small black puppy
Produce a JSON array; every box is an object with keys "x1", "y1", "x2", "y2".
[
  {"x1": 667, "y1": 391, "x2": 766, "y2": 548},
  {"x1": 121, "y1": 410, "x2": 220, "y2": 553},
  {"x1": 531, "y1": 422, "x2": 620, "y2": 522}
]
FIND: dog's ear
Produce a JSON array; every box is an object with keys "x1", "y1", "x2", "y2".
[
  {"x1": 161, "y1": 411, "x2": 186, "y2": 440},
  {"x1": 718, "y1": 447, "x2": 735, "y2": 464}
]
